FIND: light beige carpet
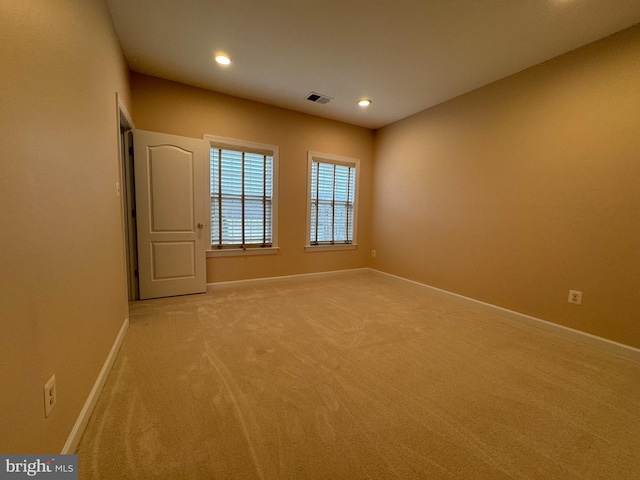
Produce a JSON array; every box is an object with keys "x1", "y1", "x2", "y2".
[{"x1": 77, "y1": 271, "x2": 640, "y2": 479}]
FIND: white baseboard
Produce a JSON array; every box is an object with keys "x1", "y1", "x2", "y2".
[
  {"x1": 61, "y1": 317, "x2": 129, "y2": 454},
  {"x1": 207, "y1": 268, "x2": 370, "y2": 291},
  {"x1": 369, "y1": 269, "x2": 640, "y2": 363}
]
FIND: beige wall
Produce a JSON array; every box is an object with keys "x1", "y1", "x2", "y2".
[
  {"x1": 372, "y1": 25, "x2": 640, "y2": 348},
  {"x1": 130, "y1": 73, "x2": 374, "y2": 283},
  {"x1": 0, "y1": 0, "x2": 131, "y2": 452}
]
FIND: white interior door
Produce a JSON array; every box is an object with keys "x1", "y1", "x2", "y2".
[{"x1": 133, "y1": 130, "x2": 208, "y2": 299}]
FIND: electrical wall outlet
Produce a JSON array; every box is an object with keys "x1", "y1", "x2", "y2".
[
  {"x1": 568, "y1": 290, "x2": 583, "y2": 305},
  {"x1": 44, "y1": 374, "x2": 57, "y2": 418}
]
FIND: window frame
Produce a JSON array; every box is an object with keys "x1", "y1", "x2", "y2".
[
  {"x1": 305, "y1": 151, "x2": 359, "y2": 252},
  {"x1": 204, "y1": 134, "x2": 279, "y2": 257}
]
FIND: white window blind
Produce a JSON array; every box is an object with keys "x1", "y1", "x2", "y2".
[
  {"x1": 210, "y1": 147, "x2": 273, "y2": 249},
  {"x1": 309, "y1": 159, "x2": 356, "y2": 245}
]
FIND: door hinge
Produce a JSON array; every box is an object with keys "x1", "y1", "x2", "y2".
[
  {"x1": 134, "y1": 268, "x2": 138, "y2": 278},
  {"x1": 131, "y1": 209, "x2": 136, "y2": 218}
]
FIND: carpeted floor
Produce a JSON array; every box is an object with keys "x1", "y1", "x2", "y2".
[{"x1": 76, "y1": 271, "x2": 640, "y2": 479}]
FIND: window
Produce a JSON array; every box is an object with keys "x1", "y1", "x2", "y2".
[
  {"x1": 205, "y1": 135, "x2": 278, "y2": 257},
  {"x1": 306, "y1": 151, "x2": 359, "y2": 251}
]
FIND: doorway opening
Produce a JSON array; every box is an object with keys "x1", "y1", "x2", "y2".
[{"x1": 117, "y1": 102, "x2": 138, "y2": 301}]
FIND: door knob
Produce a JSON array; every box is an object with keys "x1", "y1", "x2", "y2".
[{"x1": 197, "y1": 223, "x2": 204, "y2": 229}]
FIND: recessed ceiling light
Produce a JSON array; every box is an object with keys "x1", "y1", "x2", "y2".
[
  {"x1": 358, "y1": 98, "x2": 372, "y2": 107},
  {"x1": 215, "y1": 54, "x2": 231, "y2": 66}
]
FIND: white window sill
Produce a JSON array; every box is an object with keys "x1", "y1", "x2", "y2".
[
  {"x1": 305, "y1": 244, "x2": 357, "y2": 253},
  {"x1": 207, "y1": 247, "x2": 279, "y2": 258}
]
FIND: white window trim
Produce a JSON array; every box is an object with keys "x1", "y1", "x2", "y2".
[
  {"x1": 305, "y1": 151, "x2": 359, "y2": 252},
  {"x1": 204, "y1": 134, "x2": 279, "y2": 258},
  {"x1": 207, "y1": 247, "x2": 280, "y2": 258}
]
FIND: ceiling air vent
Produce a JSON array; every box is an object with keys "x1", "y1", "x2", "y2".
[{"x1": 306, "y1": 92, "x2": 332, "y2": 104}]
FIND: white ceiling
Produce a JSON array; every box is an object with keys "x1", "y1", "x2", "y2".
[{"x1": 106, "y1": 0, "x2": 640, "y2": 129}]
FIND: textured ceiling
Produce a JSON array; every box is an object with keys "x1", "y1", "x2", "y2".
[{"x1": 106, "y1": 0, "x2": 640, "y2": 129}]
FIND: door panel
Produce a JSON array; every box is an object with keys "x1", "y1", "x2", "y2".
[
  {"x1": 148, "y1": 146, "x2": 195, "y2": 232},
  {"x1": 152, "y1": 241, "x2": 195, "y2": 279},
  {"x1": 134, "y1": 130, "x2": 208, "y2": 299}
]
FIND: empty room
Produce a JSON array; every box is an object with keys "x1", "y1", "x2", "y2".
[{"x1": 1, "y1": 0, "x2": 639, "y2": 478}]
